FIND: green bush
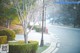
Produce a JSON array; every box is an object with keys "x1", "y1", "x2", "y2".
[
  {"x1": 9, "y1": 41, "x2": 38, "y2": 53},
  {"x1": 34, "y1": 26, "x2": 42, "y2": 32},
  {"x1": 35, "y1": 27, "x2": 42, "y2": 32},
  {"x1": 34, "y1": 26, "x2": 46, "y2": 32},
  {"x1": 0, "y1": 29, "x2": 16, "y2": 41},
  {"x1": 13, "y1": 29, "x2": 22, "y2": 34},
  {"x1": 0, "y1": 36, "x2": 7, "y2": 44}
]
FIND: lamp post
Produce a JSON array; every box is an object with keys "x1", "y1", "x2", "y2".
[
  {"x1": 40, "y1": 0, "x2": 53, "y2": 47},
  {"x1": 40, "y1": 0, "x2": 45, "y2": 47}
]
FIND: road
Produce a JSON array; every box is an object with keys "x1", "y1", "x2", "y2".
[{"x1": 47, "y1": 24, "x2": 80, "y2": 53}]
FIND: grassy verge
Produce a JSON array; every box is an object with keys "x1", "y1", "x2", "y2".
[{"x1": 36, "y1": 45, "x2": 49, "y2": 53}]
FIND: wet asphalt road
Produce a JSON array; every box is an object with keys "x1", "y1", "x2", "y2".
[{"x1": 47, "y1": 25, "x2": 80, "y2": 53}]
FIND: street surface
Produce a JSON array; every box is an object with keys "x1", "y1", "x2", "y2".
[{"x1": 47, "y1": 24, "x2": 80, "y2": 53}]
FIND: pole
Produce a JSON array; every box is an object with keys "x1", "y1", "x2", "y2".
[
  {"x1": 40, "y1": 0, "x2": 44, "y2": 47},
  {"x1": 44, "y1": 6, "x2": 46, "y2": 33}
]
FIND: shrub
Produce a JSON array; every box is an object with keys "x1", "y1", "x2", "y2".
[
  {"x1": 0, "y1": 29, "x2": 16, "y2": 41},
  {"x1": 34, "y1": 26, "x2": 46, "y2": 32},
  {"x1": 9, "y1": 41, "x2": 38, "y2": 53},
  {"x1": 35, "y1": 27, "x2": 42, "y2": 32},
  {"x1": 0, "y1": 36, "x2": 7, "y2": 44},
  {"x1": 13, "y1": 29, "x2": 22, "y2": 34},
  {"x1": 34, "y1": 26, "x2": 42, "y2": 32}
]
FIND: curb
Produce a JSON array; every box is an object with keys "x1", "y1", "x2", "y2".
[
  {"x1": 41, "y1": 32, "x2": 60, "y2": 53},
  {"x1": 41, "y1": 42, "x2": 57, "y2": 53}
]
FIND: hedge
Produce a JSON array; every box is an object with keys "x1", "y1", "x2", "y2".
[
  {"x1": 0, "y1": 36, "x2": 7, "y2": 44},
  {"x1": 0, "y1": 29, "x2": 15, "y2": 41},
  {"x1": 9, "y1": 41, "x2": 38, "y2": 53},
  {"x1": 33, "y1": 26, "x2": 42, "y2": 32},
  {"x1": 34, "y1": 26, "x2": 46, "y2": 32}
]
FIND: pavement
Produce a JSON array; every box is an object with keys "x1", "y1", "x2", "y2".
[
  {"x1": 16, "y1": 30, "x2": 51, "y2": 45},
  {"x1": 16, "y1": 30, "x2": 59, "y2": 53}
]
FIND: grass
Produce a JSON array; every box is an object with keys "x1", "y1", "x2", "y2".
[{"x1": 36, "y1": 45, "x2": 49, "y2": 53}]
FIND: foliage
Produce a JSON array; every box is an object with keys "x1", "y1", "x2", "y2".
[
  {"x1": 9, "y1": 41, "x2": 38, "y2": 53},
  {"x1": 48, "y1": 0, "x2": 80, "y2": 27},
  {"x1": 13, "y1": 29, "x2": 22, "y2": 34},
  {"x1": 35, "y1": 26, "x2": 42, "y2": 32},
  {"x1": 0, "y1": 29, "x2": 16, "y2": 41},
  {"x1": 34, "y1": 26, "x2": 46, "y2": 33},
  {"x1": 11, "y1": 17, "x2": 20, "y2": 25},
  {"x1": 0, "y1": 36, "x2": 7, "y2": 44},
  {"x1": 0, "y1": 0, "x2": 18, "y2": 27}
]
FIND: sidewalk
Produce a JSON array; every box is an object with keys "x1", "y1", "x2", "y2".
[
  {"x1": 29, "y1": 30, "x2": 54, "y2": 45},
  {"x1": 16, "y1": 30, "x2": 51, "y2": 45},
  {"x1": 16, "y1": 30, "x2": 60, "y2": 53}
]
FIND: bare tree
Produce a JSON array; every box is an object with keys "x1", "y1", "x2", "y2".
[{"x1": 12, "y1": 0, "x2": 42, "y2": 44}]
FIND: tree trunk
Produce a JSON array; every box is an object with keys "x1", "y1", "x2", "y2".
[
  {"x1": 24, "y1": 31, "x2": 28, "y2": 44},
  {"x1": 23, "y1": 21, "x2": 28, "y2": 44},
  {"x1": 6, "y1": 19, "x2": 10, "y2": 29}
]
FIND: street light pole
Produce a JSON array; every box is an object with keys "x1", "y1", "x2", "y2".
[{"x1": 40, "y1": 0, "x2": 44, "y2": 47}]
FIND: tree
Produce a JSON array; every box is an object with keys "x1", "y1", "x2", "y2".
[
  {"x1": 48, "y1": 0, "x2": 80, "y2": 27},
  {"x1": 0, "y1": 0, "x2": 18, "y2": 28},
  {"x1": 13, "y1": 0, "x2": 42, "y2": 44}
]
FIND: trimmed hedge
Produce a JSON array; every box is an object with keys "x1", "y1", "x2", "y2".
[
  {"x1": 0, "y1": 36, "x2": 7, "y2": 44},
  {"x1": 0, "y1": 29, "x2": 15, "y2": 41},
  {"x1": 9, "y1": 41, "x2": 38, "y2": 53}
]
